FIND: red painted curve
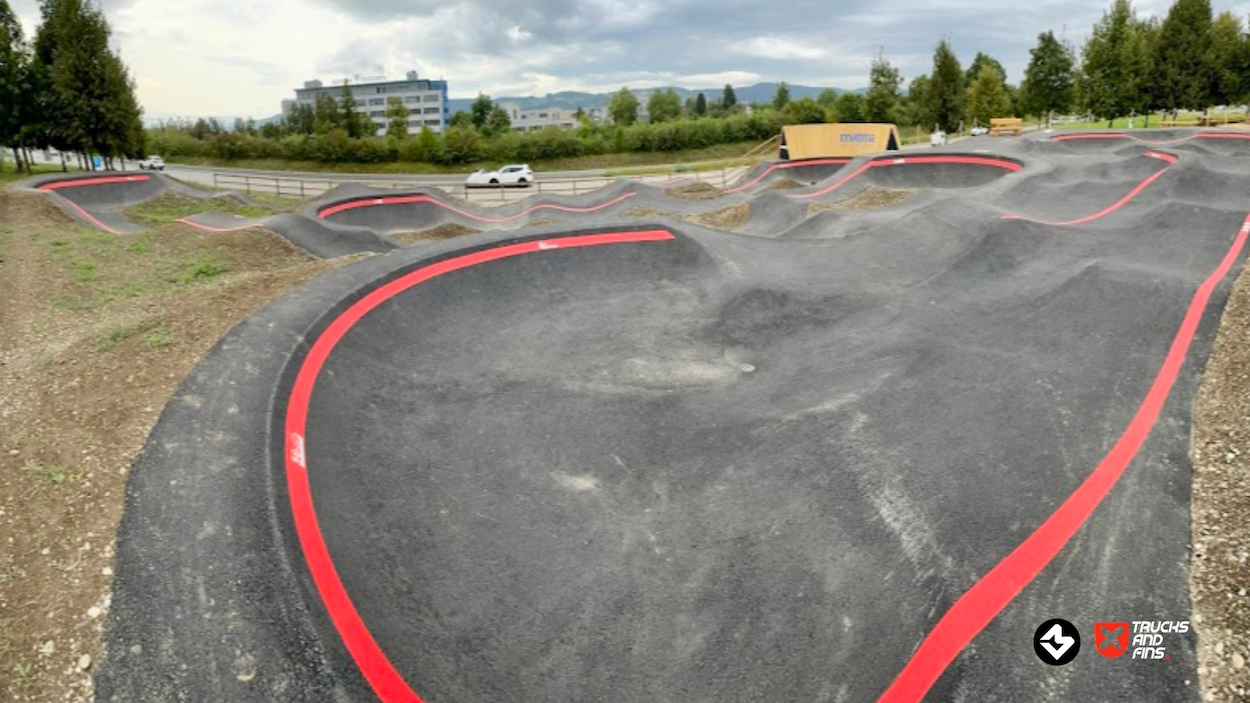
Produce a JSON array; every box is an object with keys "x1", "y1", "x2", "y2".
[
  {"x1": 1001, "y1": 151, "x2": 1178, "y2": 226},
  {"x1": 876, "y1": 212, "x2": 1250, "y2": 703},
  {"x1": 282, "y1": 230, "x2": 677, "y2": 703},
  {"x1": 723, "y1": 158, "x2": 852, "y2": 194},
  {"x1": 36, "y1": 174, "x2": 151, "y2": 190},
  {"x1": 788, "y1": 156, "x2": 1022, "y2": 200},
  {"x1": 1051, "y1": 132, "x2": 1250, "y2": 146},
  {"x1": 318, "y1": 191, "x2": 637, "y2": 223}
]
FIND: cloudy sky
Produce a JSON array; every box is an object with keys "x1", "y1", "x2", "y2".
[{"x1": 11, "y1": 0, "x2": 1250, "y2": 119}]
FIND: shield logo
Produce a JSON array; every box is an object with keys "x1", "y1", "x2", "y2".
[{"x1": 1095, "y1": 621, "x2": 1130, "y2": 659}]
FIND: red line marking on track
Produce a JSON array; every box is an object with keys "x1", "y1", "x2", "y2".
[
  {"x1": 1051, "y1": 132, "x2": 1250, "y2": 146},
  {"x1": 876, "y1": 212, "x2": 1250, "y2": 703},
  {"x1": 318, "y1": 191, "x2": 637, "y2": 222},
  {"x1": 788, "y1": 156, "x2": 1022, "y2": 200},
  {"x1": 723, "y1": 158, "x2": 852, "y2": 194},
  {"x1": 282, "y1": 230, "x2": 676, "y2": 703},
  {"x1": 1001, "y1": 151, "x2": 1179, "y2": 226},
  {"x1": 36, "y1": 174, "x2": 150, "y2": 190},
  {"x1": 54, "y1": 196, "x2": 120, "y2": 234}
]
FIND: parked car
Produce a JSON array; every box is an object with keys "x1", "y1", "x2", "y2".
[
  {"x1": 930, "y1": 130, "x2": 947, "y2": 147},
  {"x1": 970, "y1": 125, "x2": 990, "y2": 136},
  {"x1": 138, "y1": 156, "x2": 165, "y2": 171},
  {"x1": 466, "y1": 164, "x2": 534, "y2": 187}
]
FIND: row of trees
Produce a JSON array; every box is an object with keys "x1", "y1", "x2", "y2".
[
  {"x1": 0, "y1": 0, "x2": 145, "y2": 172},
  {"x1": 146, "y1": 110, "x2": 790, "y2": 166},
  {"x1": 1076, "y1": 0, "x2": 1250, "y2": 126}
]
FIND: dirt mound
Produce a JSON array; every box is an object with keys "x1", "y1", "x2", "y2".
[
  {"x1": 767, "y1": 178, "x2": 804, "y2": 191},
  {"x1": 664, "y1": 181, "x2": 723, "y2": 200},
  {"x1": 392, "y1": 222, "x2": 481, "y2": 244},
  {"x1": 808, "y1": 187, "x2": 920, "y2": 215},
  {"x1": 622, "y1": 203, "x2": 751, "y2": 231}
]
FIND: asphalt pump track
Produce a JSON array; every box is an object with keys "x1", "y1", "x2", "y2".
[{"x1": 75, "y1": 130, "x2": 1250, "y2": 702}]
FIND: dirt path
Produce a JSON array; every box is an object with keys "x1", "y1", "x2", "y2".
[{"x1": 0, "y1": 189, "x2": 340, "y2": 702}]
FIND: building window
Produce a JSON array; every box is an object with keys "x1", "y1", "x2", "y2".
[
  {"x1": 354, "y1": 100, "x2": 365, "y2": 107},
  {"x1": 369, "y1": 110, "x2": 384, "y2": 118},
  {"x1": 424, "y1": 119, "x2": 441, "y2": 126},
  {"x1": 408, "y1": 119, "x2": 421, "y2": 127},
  {"x1": 369, "y1": 98, "x2": 384, "y2": 106},
  {"x1": 539, "y1": 113, "x2": 548, "y2": 118},
  {"x1": 405, "y1": 96, "x2": 420, "y2": 104},
  {"x1": 423, "y1": 107, "x2": 439, "y2": 114},
  {"x1": 422, "y1": 94, "x2": 440, "y2": 102}
]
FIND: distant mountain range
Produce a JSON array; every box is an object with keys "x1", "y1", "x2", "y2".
[{"x1": 447, "y1": 83, "x2": 865, "y2": 115}]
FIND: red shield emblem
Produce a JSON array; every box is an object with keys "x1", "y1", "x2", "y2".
[{"x1": 1095, "y1": 621, "x2": 1129, "y2": 659}]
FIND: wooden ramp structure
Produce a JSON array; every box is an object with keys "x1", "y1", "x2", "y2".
[{"x1": 779, "y1": 123, "x2": 900, "y2": 160}]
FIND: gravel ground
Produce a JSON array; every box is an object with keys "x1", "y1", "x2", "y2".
[{"x1": 1191, "y1": 259, "x2": 1250, "y2": 702}]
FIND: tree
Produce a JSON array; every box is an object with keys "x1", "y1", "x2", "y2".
[
  {"x1": 608, "y1": 87, "x2": 638, "y2": 125},
  {"x1": 781, "y1": 96, "x2": 826, "y2": 124},
  {"x1": 648, "y1": 88, "x2": 681, "y2": 123},
  {"x1": 448, "y1": 111, "x2": 473, "y2": 128},
  {"x1": 906, "y1": 75, "x2": 932, "y2": 127},
  {"x1": 1210, "y1": 11, "x2": 1245, "y2": 107},
  {"x1": 964, "y1": 52, "x2": 1007, "y2": 87},
  {"x1": 722, "y1": 83, "x2": 738, "y2": 110},
  {"x1": 1122, "y1": 16, "x2": 1160, "y2": 122},
  {"x1": 865, "y1": 52, "x2": 902, "y2": 122},
  {"x1": 695, "y1": 92, "x2": 707, "y2": 116},
  {"x1": 0, "y1": 0, "x2": 28, "y2": 169},
  {"x1": 1021, "y1": 30, "x2": 1076, "y2": 125},
  {"x1": 816, "y1": 88, "x2": 838, "y2": 108},
  {"x1": 313, "y1": 92, "x2": 341, "y2": 134},
  {"x1": 340, "y1": 84, "x2": 366, "y2": 138},
  {"x1": 965, "y1": 63, "x2": 1013, "y2": 126},
  {"x1": 46, "y1": 0, "x2": 126, "y2": 168},
  {"x1": 834, "y1": 92, "x2": 865, "y2": 122},
  {"x1": 1154, "y1": 0, "x2": 1214, "y2": 113},
  {"x1": 485, "y1": 104, "x2": 511, "y2": 134},
  {"x1": 926, "y1": 39, "x2": 964, "y2": 131},
  {"x1": 1079, "y1": 0, "x2": 1137, "y2": 124},
  {"x1": 288, "y1": 103, "x2": 315, "y2": 135},
  {"x1": 772, "y1": 81, "x2": 791, "y2": 109},
  {"x1": 470, "y1": 93, "x2": 493, "y2": 129},
  {"x1": 386, "y1": 97, "x2": 409, "y2": 140},
  {"x1": 412, "y1": 125, "x2": 439, "y2": 162}
]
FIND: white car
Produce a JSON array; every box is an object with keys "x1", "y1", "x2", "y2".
[
  {"x1": 466, "y1": 164, "x2": 534, "y2": 188},
  {"x1": 138, "y1": 156, "x2": 165, "y2": 171},
  {"x1": 930, "y1": 130, "x2": 948, "y2": 147},
  {"x1": 970, "y1": 126, "x2": 990, "y2": 136}
]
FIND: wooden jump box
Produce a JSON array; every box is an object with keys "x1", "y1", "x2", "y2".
[{"x1": 990, "y1": 117, "x2": 1023, "y2": 136}]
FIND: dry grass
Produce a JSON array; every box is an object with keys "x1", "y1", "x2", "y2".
[{"x1": 0, "y1": 189, "x2": 341, "y2": 702}]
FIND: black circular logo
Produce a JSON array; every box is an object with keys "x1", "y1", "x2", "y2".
[{"x1": 1033, "y1": 618, "x2": 1081, "y2": 665}]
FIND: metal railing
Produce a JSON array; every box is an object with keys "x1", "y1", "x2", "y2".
[{"x1": 212, "y1": 166, "x2": 750, "y2": 205}]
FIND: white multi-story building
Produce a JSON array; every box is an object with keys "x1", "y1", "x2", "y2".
[
  {"x1": 498, "y1": 102, "x2": 578, "y2": 132},
  {"x1": 286, "y1": 71, "x2": 450, "y2": 135}
]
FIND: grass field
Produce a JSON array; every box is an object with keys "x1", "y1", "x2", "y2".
[
  {"x1": 0, "y1": 160, "x2": 79, "y2": 185},
  {"x1": 1054, "y1": 112, "x2": 1248, "y2": 130}
]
